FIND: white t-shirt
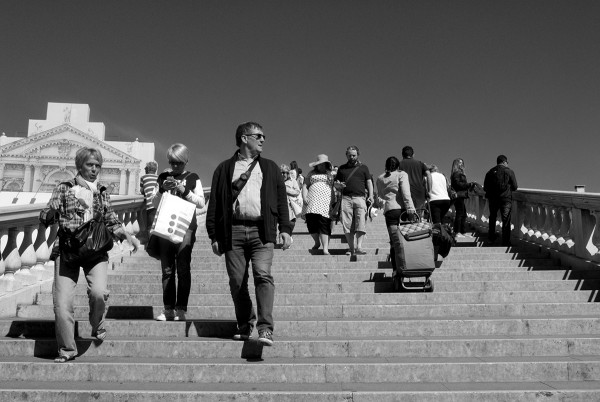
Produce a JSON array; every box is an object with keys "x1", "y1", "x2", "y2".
[{"x1": 429, "y1": 172, "x2": 450, "y2": 201}]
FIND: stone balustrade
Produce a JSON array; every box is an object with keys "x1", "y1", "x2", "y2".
[
  {"x1": 0, "y1": 195, "x2": 145, "y2": 292},
  {"x1": 464, "y1": 189, "x2": 600, "y2": 265}
]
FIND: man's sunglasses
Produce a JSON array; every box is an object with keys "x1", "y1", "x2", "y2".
[{"x1": 244, "y1": 134, "x2": 266, "y2": 141}]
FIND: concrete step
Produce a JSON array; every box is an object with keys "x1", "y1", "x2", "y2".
[
  {"x1": 114, "y1": 258, "x2": 559, "y2": 270},
  {"x1": 4, "y1": 334, "x2": 600, "y2": 359},
  {"x1": 3, "y1": 355, "x2": 600, "y2": 384},
  {"x1": 103, "y1": 268, "x2": 600, "y2": 283},
  {"x1": 2, "y1": 380, "x2": 600, "y2": 402},
  {"x1": 33, "y1": 290, "x2": 600, "y2": 307},
  {"x1": 65, "y1": 278, "x2": 600, "y2": 295},
  {"x1": 5, "y1": 317, "x2": 600, "y2": 338},
  {"x1": 17, "y1": 301, "x2": 600, "y2": 321}
]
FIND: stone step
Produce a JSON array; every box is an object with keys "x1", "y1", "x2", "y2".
[
  {"x1": 103, "y1": 268, "x2": 600, "y2": 283},
  {"x1": 2, "y1": 355, "x2": 600, "y2": 384},
  {"x1": 5, "y1": 317, "x2": 600, "y2": 338},
  {"x1": 114, "y1": 258, "x2": 558, "y2": 269},
  {"x1": 3, "y1": 334, "x2": 600, "y2": 359},
  {"x1": 2, "y1": 381, "x2": 600, "y2": 402},
  {"x1": 65, "y1": 278, "x2": 600, "y2": 295},
  {"x1": 33, "y1": 290, "x2": 600, "y2": 307},
  {"x1": 18, "y1": 302, "x2": 600, "y2": 321}
]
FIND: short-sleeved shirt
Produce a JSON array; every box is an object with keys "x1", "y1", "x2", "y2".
[
  {"x1": 335, "y1": 162, "x2": 371, "y2": 197},
  {"x1": 398, "y1": 158, "x2": 428, "y2": 201}
]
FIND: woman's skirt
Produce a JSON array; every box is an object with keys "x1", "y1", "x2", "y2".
[{"x1": 305, "y1": 213, "x2": 332, "y2": 235}]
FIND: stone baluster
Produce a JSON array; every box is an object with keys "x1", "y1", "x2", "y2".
[
  {"x1": 557, "y1": 207, "x2": 575, "y2": 252},
  {"x1": 529, "y1": 203, "x2": 541, "y2": 240},
  {"x1": 31, "y1": 222, "x2": 52, "y2": 280},
  {"x1": 515, "y1": 200, "x2": 527, "y2": 240},
  {"x1": 15, "y1": 224, "x2": 38, "y2": 285},
  {"x1": 130, "y1": 209, "x2": 140, "y2": 238},
  {"x1": 523, "y1": 203, "x2": 535, "y2": 238},
  {"x1": 587, "y1": 211, "x2": 600, "y2": 257},
  {"x1": 541, "y1": 205, "x2": 554, "y2": 242},
  {"x1": 548, "y1": 206, "x2": 561, "y2": 246},
  {"x1": 0, "y1": 227, "x2": 23, "y2": 291},
  {"x1": 0, "y1": 227, "x2": 7, "y2": 276}
]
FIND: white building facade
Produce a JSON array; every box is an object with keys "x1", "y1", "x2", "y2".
[{"x1": 0, "y1": 102, "x2": 155, "y2": 199}]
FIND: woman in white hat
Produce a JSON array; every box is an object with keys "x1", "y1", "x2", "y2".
[{"x1": 302, "y1": 154, "x2": 335, "y2": 255}]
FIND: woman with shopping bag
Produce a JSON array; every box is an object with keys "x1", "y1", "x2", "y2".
[{"x1": 152, "y1": 143, "x2": 205, "y2": 321}]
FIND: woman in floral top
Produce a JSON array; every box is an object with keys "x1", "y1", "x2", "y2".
[
  {"x1": 302, "y1": 154, "x2": 335, "y2": 255},
  {"x1": 40, "y1": 147, "x2": 139, "y2": 363}
]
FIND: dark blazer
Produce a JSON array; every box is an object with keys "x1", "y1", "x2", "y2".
[{"x1": 206, "y1": 152, "x2": 292, "y2": 252}]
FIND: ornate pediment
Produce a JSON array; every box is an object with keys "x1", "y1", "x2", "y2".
[{"x1": 0, "y1": 124, "x2": 140, "y2": 165}]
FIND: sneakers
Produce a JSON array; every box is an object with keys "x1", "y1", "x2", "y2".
[
  {"x1": 174, "y1": 309, "x2": 186, "y2": 321},
  {"x1": 233, "y1": 325, "x2": 254, "y2": 341},
  {"x1": 258, "y1": 329, "x2": 273, "y2": 346},
  {"x1": 354, "y1": 249, "x2": 367, "y2": 255},
  {"x1": 156, "y1": 309, "x2": 175, "y2": 321}
]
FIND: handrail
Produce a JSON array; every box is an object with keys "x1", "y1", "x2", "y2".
[{"x1": 463, "y1": 188, "x2": 600, "y2": 268}]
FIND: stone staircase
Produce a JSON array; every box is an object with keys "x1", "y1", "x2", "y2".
[{"x1": 2, "y1": 215, "x2": 600, "y2": 400}]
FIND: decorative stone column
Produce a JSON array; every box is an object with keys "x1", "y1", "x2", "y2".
[
  {"x1": 119, "y1": 169, "x2": 127, "y2": 195},
  {"x1": 23, "y1": 164, "x2": 33, "y2": 192},
  {"x1": 0, "y1": 163, "x2": 5, "y2": 190},
  {"x1": 127, "y1": 169, "x2": 137, "y2": 196},
  {"x1": 31, "y1": 163, "x2": 42, "y2": 193}
]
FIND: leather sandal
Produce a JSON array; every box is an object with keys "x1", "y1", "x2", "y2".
[{"x1": 54, "y1": 355, "x2": 75, "y2": 363}]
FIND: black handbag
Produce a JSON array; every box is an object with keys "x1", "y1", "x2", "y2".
[{"x1": 62, "y1": 208, "x2": 114, "y2": 265}]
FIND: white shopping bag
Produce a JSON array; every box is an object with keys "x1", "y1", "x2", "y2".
[{"x1": 150, "y1": 192, "x2": 196, "y2": 244}]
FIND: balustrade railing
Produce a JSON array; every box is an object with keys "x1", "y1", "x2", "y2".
[
  {"x1": 0, "y1": 195, "x2": 145, "y2": 292},
  {"x1": 464, "y1": 189, "x2": 600, "y2": 264}
]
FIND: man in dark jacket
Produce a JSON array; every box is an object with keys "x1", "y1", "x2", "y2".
[
  {"x1": 484, "y1": 154, "x2": 518, "y2": 246},
  {"x1": 206, "y1": 122, "x2": 292, "y2": 347}
]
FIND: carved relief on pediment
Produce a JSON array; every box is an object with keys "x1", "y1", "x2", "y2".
[
  {"x1": 5, "y1": 164, "x2": 25, "y2": 171},
  {"x1": 57, "y1": 140, "x2": 73, "y2": 158}
]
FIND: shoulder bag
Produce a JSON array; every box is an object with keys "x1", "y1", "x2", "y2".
[{"x1": 61, "y1": 189, "x2": 114, "y2": 265}]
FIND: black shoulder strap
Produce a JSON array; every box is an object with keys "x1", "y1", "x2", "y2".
[{"x1": 232, "y1": 158, "x2": 259, "y2": 203}]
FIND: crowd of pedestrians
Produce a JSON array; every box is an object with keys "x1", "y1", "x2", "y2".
[{"x1": 40, "y1": 121, "x2": 518, "y2": 361}]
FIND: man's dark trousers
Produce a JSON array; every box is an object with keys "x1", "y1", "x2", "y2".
[{"x1": 488, "y1": 199, "x2": 513, "y2": 246}]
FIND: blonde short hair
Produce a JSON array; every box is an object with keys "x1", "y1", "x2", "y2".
[{"x1": 166, "y1": 143, "x2": 189, "y2": 164}]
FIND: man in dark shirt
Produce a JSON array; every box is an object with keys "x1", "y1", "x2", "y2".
[
  {"x1": 398, "y1": 146, "x2": 431, "y2": 213},
  {"x1": 334, "y1": 146, "x2": 373, "y2": 256},
  {"x1": 483, "y1": 154, "x2": 518, "y2": 246}
]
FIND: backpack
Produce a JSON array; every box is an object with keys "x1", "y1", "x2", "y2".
[{"x1": 486, "y1": 166, "x2": 509, "y2": 197}]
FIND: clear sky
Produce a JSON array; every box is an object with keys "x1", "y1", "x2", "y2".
[{"x1": 1, "y1": 0, "x2": 599, "y2": 192}]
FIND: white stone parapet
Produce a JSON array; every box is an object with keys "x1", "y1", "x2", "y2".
[{"x1": 463, "y1": 189, "x2": 600, "y2": 266}]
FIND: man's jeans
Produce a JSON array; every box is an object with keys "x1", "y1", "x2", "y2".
[
  {"x1": 53, "y1": 254, "x2": 109, "y2": 358},
  {"x1": 225, "y1": 224, "x2": 275, "y2": 332},
  {"x1": 488, "y1": 199, "x2": 513, "y2": 245}
]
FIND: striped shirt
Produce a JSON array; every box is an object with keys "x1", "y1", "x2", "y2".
[{"x1": 140, "y1": 173, "x2": 159, "y2": 209}]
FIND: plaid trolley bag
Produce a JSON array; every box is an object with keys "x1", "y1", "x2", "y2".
[{"x1": 392, "y1": 210, "x2": 436, "y2": 292}]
